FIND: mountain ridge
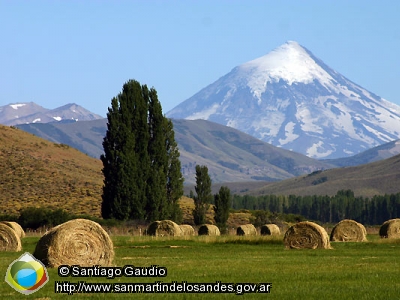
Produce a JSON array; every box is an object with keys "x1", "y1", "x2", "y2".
[
  {"x1": 16, "y1": 118, "x2": 333, "y2": 184},
  {"x1": 0, "y1": 102, "x2": 103, "y2": 125},
  {"x1": 16, "y1": 115, "x2": 400, "y2": 184}
]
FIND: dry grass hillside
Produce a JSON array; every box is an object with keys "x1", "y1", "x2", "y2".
[
  {"x1": 251, "y1": 154, "x2": 400, "y2": 197},
  {"x1": 0, "y1": 125, "x2": 103, "y2": 217}
]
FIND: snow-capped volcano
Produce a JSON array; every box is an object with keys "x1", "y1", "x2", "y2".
[{"x1": 167, "y1": 41, "x2": 400, "y2": 159}]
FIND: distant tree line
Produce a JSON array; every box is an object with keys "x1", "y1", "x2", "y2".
[{"x1": 232, "y1": 190, "x2": 400, "y2": 225}]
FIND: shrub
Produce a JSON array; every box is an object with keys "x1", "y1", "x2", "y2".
[{"x1": 18, "y1": 207, "x2": 72, "y2": 229}]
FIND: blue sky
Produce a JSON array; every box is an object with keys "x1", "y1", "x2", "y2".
[{"x1": 1, "y1": 1, "x2": 399, "y2": 117}]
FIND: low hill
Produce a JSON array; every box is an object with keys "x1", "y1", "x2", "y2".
[
  {"x1": 323, "y1": 139, "x2": 400, "y2": 167},
  {"x1": 17, "y1": 118, "x2": 333, "y2": 184},
  {"x1": 250, "y1": 154, "x2": 400, "y2": 197},
  {"x1": 0, "y1": 125, "x2": 103, "y2": 217}
]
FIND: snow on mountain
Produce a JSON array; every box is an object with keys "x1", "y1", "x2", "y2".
[
  {"x1": 0, "y1": 102, "x2": 48, "y2": 124},
  {"x1": 10, "y1": 103, "x2": 27, "y2": 110},
  {"x1": 47, "y1": 103, "x2": 100, "y2": 122},
  {"x1": 0, "y1": 102, "x2": 103, "y2": 125},
  {"x1": 240, "y1": 41, "x2": 335, "y2": 100},
  {"x1": 167, "y1": 41, "x2": 400, "y2": 159}
]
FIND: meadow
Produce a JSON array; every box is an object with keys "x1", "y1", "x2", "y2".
[{"x1": 1, "y1": 234, "x2": 399, "y2": 299}]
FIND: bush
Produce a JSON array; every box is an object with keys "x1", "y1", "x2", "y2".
[
  {"x1": 282, "y1": 213, "x2": 305, "y2": 223},
  {"x1": 312, "y1": 176, "x2": 328, "y2": 185},
  {"x1": 18, "y1": 207, "x2": 72, "y2": 229},
  {"x1": 16, "y1": 207, "x2": 125, "y2": 230},
  {"x1": 251, "y1": 210, "x2": 273, "y2": 227},
  {"x1": 0, "y1": 214, "x2": 18, "y2": 222}
]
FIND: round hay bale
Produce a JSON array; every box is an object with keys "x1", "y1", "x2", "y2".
[
  {"x1": 0, "y1": 223, "x2": 22, "y2": 251},
  {"x1": 33, "y1": 219, "x2": 114, "y2": 268},
  {"x1": 179, "y1": 224, "x2": 195, "y2": 236},
  {"x1": 283, "y1": 221, "x2": 331, "y2": 249},
  {"x1": 198, "y1": 224, "x2": 220, "y2": 236},
  {"x1": 379, "y1": 218, "x2": 400, "y2": 238},
  {"x1": 147, "y1": 220, "x2": 183, "y2": 237},
  {"x1": 261, "y1": 224, "x2": 281, "y2": 236},
  {"x1": 1, "y1": 221, "x2": 25, "y2": 238},
  {"x1": 330, "y1": 219, "x2": 367, "y2": 242},
  {"x1": 237, "y1": 224, "x2": 257, "y2": 236}
]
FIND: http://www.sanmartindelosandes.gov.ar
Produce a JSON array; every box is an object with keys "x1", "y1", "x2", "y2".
[{"x1": 5, "y1": 252, "x2": 49, "y2": 295}]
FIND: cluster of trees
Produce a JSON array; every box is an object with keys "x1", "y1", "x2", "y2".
[
  {"x1": 101, "y1": 80, "x2": 184, "y2": 222},
  {"x1": 233, "y1": 190, "x2": 400, "y2": 225},
  {"x1": 100, "y1": 80, "x2": 231, "y2": 229}
]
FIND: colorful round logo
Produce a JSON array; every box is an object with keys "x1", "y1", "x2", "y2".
[{"x1": 5, "y1": 252, "x2": 49, "y2": 295}]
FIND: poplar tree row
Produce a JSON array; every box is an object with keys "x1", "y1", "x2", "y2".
[
  {"x1": 101, "y1": 80, "x2": 184, "y2": 222},
  {"x1": 232, "y1": 190, "x2": 400, "y2": 225},
  {"x1": 192, "y1": 165, "x2": 231, "y2": 233}
]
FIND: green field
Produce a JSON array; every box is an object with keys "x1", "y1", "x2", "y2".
[{"x1": 1, "y1": 235, "x2": 399, "y2": 299}]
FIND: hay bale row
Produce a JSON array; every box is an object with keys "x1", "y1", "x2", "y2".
[
  {"x1": 0, "y1": 223, "x2": 22, "y2": 251},
  {"x1": 237, "y1": 224, "x2": 257, "y2": 236},
  {"x1": 147, "y1": 221, "x2": 222, "y2": 236},
  {"x1": 261, "y1": 224, "x2": 280, "y2": 236},
  {"x1": 179, "y1": 224, "x2": 195, "y2": 236},
  {"x1": 330, "y1": 219, "x2": 367, "y2": 242},
  {"x1": 1, "y1": 221, "x2": 25, "y2": 238},
  {"x1": 147, "y1": 220, "x2": 183, "y2": 237},
  {"x1": 198, "y1": 224, "x2": 220, "y2": 236},
  {"x1": 33, "y1": 219, "x2": 114, "y2": 268},
  {"x1": 379, "y1": 218, "x2": 400, "y2": 239},
  {"x1": 26, "y1": 216, "x2": 400, "y2": 269},
  {"x1": 284, "y1": 221, "x2": 331, "y2": 249}
]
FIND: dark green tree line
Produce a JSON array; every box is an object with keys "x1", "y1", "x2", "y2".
[
  {"x1": 101, "y1": 79, "x2": 184, "y2": 222},
  {"x1": 232, "y1": 190, "x2": 400, "y2": 225}
]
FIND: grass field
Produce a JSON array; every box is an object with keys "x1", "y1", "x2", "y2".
[{"x1": 1, "y1": 234, "x2": 399, "y2": 299}]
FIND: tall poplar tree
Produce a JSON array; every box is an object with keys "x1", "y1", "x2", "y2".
[
  {"x1": 101, "y1": 83, "x2": 141, "y2": 220},
  {"x1": 130, "y1": 82, "x2": 150, "y2": 220},
  {"x1": 165, "y1": 118, "x2": 184, "y2": 223},
  {"x1": 146, "y1": 87, "x2": 167, "y2": 221},
  {"x1": 101, "y1": 79, "x2": 183, "y2": 221},
  {"x1": 193, "y1": 165, "x2": 212, "y2": 225},
  {"x1": 214, "y1": 186, "x2": 231, "y2": 234}
]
